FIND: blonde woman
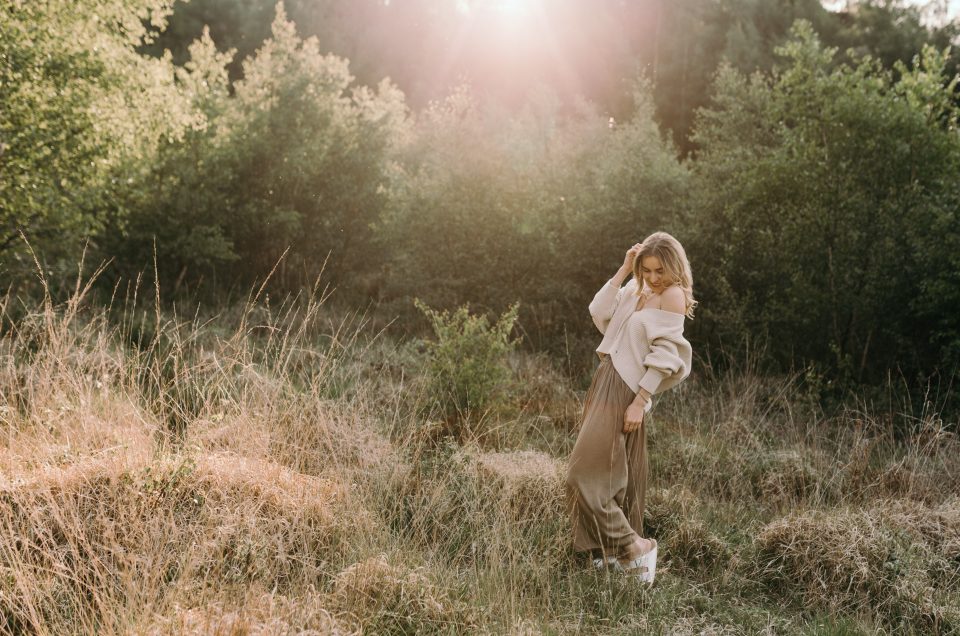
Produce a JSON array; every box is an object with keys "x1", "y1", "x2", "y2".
[{"x1": 566, "y1": 231, "x2": 696, "y2": 583}]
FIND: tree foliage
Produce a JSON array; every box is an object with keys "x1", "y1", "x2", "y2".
[
  {"x1": 690, "y1": 21, "x2": 960, "y2": 390},
  {"x1": 104, "y1": 4, "x2": 407, "y2": 290},
  {"x1": 0, "y1": 0, "x2": 194, "y2": 275},
  {"x1": 141, "y1": 0, "x2": 960, "y2": 152},
  {"x1": 376, "y1": 82, "x2": 689, "y2": 352},
  {"x1": 3, "y1": 1, "x2": 959, "y2": 414}
]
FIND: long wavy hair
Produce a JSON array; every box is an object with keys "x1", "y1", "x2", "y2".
[{"x1": 632, "y1": 231, "x2": 698, "y2": 319}]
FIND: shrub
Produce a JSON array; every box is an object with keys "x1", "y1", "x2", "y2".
[
  {"x1": 414, "y1": 299, "x2": 521, "y2": 432},
  {"x1": 105, "y1": 3, "x2": 407, "y2": 292},
  {"x1": 376, "y1": 83, "x2": 690, "y2": 360}
]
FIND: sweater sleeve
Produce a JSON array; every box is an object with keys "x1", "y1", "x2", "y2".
[
  {"x1": 637, "y1": 313, "x2": 692, "y2": 395},
  {"x1": 588, "y1": 281, "x2": 625, "y2": 335}
]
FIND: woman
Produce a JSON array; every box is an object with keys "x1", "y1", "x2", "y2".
[{"x1": 566, "y1": 231, "x2": 696, "y2": 583}]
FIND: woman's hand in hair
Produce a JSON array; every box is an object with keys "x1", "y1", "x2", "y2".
[{"x1": 622, "y1": 243, "x2": 642, "y2": 272}]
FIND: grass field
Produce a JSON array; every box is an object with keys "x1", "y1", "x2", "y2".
[{"x1": 0, "y1": 274, "x2": 957, "y2": 635}]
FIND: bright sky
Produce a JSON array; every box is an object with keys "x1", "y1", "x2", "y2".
[{"x1": 821, "y1": 0, "x2": 960, "y2": 26}]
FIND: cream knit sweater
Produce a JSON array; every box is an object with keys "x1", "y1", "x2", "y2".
[{"x1": 589, "y1": 277, "x2": 692, "y2": 398}]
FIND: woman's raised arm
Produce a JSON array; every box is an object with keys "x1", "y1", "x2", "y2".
[{"x1": 588, "y1": 245, "x2": 641, "y2": 334}]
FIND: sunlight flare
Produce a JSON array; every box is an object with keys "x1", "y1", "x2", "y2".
[{"x1": 493, "y1": 0, "x2": 533, "y2": 17}]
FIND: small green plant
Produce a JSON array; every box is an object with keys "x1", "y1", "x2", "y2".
[{"x1": 414, "y1": 299, "x2": 521, "y2": 430}]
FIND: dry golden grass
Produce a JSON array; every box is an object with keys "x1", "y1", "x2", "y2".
[
  {"x1": 0, "y1": 271, "x2": 405, "y2": 633},
  {"x1": 750, "y1": 497, "x2": 960, "y2": 631},
  {"x1": 380, "y1": 443, "x2": 569, "y2": 578},
  {"x1": 330, "y1": 554, "x2": 477, "y2": 632},
  {"x1": 0, "y1": 268, "x2": 957, "y2": 634},
  {"x1": 0, "y1": 450, "x2": 374, "y2": 633},
  {"x1": 140, "y1": 586, "x2": 351, "y2": 635},
  {"x1": 642, "y1": 485, "x2": 732, "y2": 576}
]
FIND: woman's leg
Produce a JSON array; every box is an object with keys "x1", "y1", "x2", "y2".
[
  {"x1": 622, "y1": 413, "x2": 648, "y2": 539},
  {"x1": 617, "y1": 415, "x2": 653, "y2": 560},
  {"x1": 566, "y1": 359, "x2": 639, "y2": 555}
]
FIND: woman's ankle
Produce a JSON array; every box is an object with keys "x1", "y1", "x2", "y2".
[{"x1": 619, "y1": 536, "x2": 651, "y2": 561}]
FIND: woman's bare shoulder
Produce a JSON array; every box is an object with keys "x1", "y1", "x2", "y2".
[{"x1": 659, "y1": 285, "x2": 686, "y2": 315}]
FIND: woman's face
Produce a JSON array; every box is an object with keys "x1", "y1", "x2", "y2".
[{"x1": 639, "y1": 255, "x2": 670, "y2": 292}]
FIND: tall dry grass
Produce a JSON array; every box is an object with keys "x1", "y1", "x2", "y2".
[
  {"x1": 0, "y1": 259, "x2": 958, "y2": 634},
  {"x1": 0, "y1": 259, "x2": 407, "y2": 633}
]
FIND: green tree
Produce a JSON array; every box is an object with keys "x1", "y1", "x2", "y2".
[
  {"x1": 828, "y1": 0, "x2": 960, "y2": 74},
  {"x1": 107, "y1": 3, "x2": 408, "y2": 291},
  {"x1": 138, "y1": 0, "x2": 960, "y2": 156},
  {"x1": 690, "y1": 20, "x2": 960, "y2": 395},
  {"x1": 0, "y1": 0, "x2": 194, "y2": 278}
]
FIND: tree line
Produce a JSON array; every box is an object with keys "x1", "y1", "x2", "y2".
[
  {"x1": 143, "y1": 0, "x2": 960, "y2": 150},
  {"x1": 2, "y1": 0, "x2": 959, "y2": 415}
]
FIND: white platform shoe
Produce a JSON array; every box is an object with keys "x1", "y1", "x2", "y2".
[{"x1": 616, "y1": 538, "x2": 658, "y2": 583}]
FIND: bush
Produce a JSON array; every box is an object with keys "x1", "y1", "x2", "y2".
[
  {"x1": 414, "y1": 299, "x2": 521, "y2": 432},
  {"x1": 377, "y1": 83, "x2": 689, "y2": 359}
]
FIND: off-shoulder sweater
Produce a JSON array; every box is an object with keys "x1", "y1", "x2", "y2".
[{"x1": 588, "y1": 277, "x2": 692, "y2": 397}]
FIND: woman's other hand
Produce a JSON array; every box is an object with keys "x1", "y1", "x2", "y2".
[{"x1": 623, "y1": 398, "x2": 647, "y2": 433}]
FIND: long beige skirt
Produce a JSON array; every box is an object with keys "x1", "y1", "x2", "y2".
[{"x1": 565, "y1": 354, "x2": 649, "y2": 555}]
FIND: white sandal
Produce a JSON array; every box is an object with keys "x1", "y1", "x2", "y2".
[{"x1": 617, "y1": 538, "x2": 658, "y2": 583}]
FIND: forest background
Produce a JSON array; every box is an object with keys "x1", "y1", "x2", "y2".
[{"x1": 4, "y1": 0, "x2": 960, "y2": 421}]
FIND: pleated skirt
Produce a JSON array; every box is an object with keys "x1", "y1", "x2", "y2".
[{"x1": 565, "y1": 354, "x2": 649, "y2": 554}]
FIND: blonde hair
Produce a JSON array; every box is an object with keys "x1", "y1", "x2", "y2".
[{"x1": 632, "y1": 231, "x2": 698, "y2": 319}]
